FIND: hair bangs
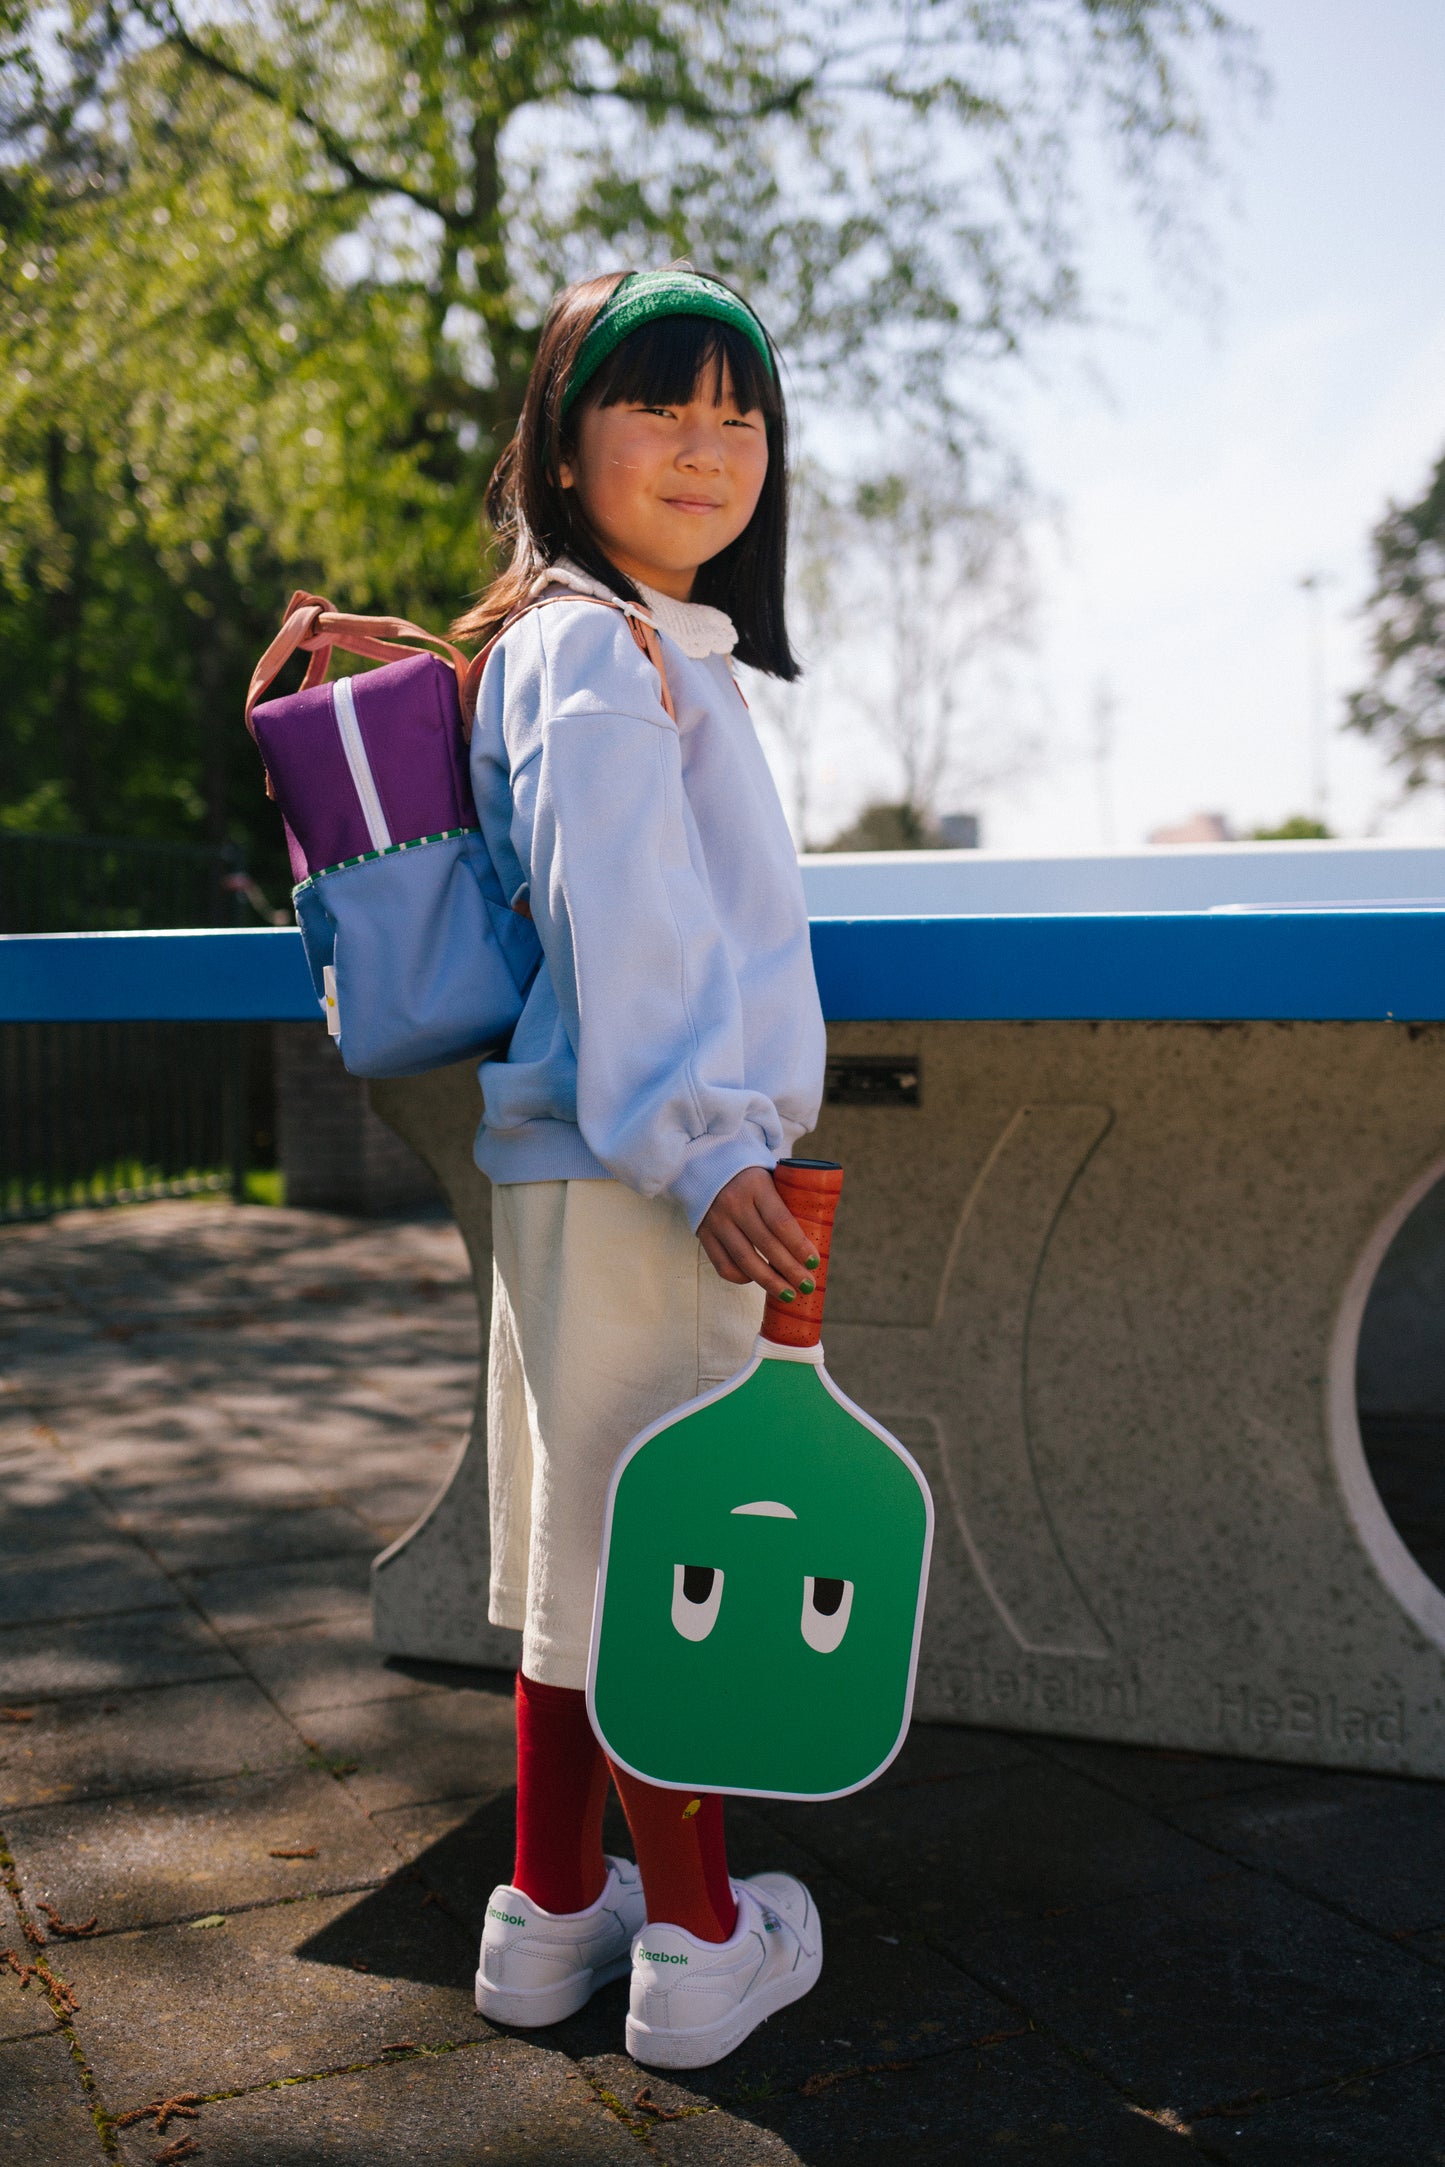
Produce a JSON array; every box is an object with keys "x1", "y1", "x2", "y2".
[{"x1": 578, "y1": 312, "x2": 780, "y2": 422}]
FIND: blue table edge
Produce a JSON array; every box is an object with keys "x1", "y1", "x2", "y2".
[{"x1": 2, "y1": 915, "x2": 1443, "y2": 1023}]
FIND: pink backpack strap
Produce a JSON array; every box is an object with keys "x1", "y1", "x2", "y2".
[
  {"x1": 463, "y1": 590, "x2": 677, "y2": 731},
  {"x1": 246, "y1": 590, "x2": 473, "y2": 734}
]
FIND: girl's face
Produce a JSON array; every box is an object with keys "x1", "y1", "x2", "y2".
[{"x1": 559, "y1": 364, "x2": 769, "y2": 602}]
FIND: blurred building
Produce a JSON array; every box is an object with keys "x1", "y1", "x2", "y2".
[{"x1": 1147, "y1": 812, "x2": 1233, "y2": 845}]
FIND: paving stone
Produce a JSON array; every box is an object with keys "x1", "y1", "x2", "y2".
[
  {"x1": 1172, "y1": 1770, "x2": 1445, "y2": 1935},
  {"x1": 0, "y1": 1454, "x2": 118, "y2": 1558},
  {"x1": 63, "y1": 1885, "x2": 485, "y2": 2105},
  {"x1": 740, "y1": 2032, "x2": 1208, "y2": 2166},
  {"x1": 581, "y1": 2059, "x2": 804, "y2": 2163},
  {"x1": 368, "y1": 1795, "x2": 516, "y2": 1930},
  {"x1": 119, "y1": 1501, "x2": 380, "y2": 1572},
  {"x1": 108, "y1": 2037, "x2": 640, "y2": 2165},
  {"x1": 103, "y1": 1453, "x2": 328, "y2": 1514},
  {"x1": 56, "y1": 1425, "x2": 276, "y2": 1491},
  {"x1": 1032, "y1": 1733, "x2": 1307, "y2": 1813},
  {"x1": 0, "y1": 2032, "x2": 103, "y2": 2161},
  {"x1": 1203, "y1": 2046, "x2": 1445, "y2": 2164},
  {"x1": 178, "y1": 1553, "x2": 373, "y2": 1636},
  {"x1": 303, "y1": 1679, "x2": 517, "y2": 1815},
  {"x1": 868, "y1": 1718, "x2": 1039, "y2": 1790},
  {"x1": 0, "y1": 1543, "x2": 181, "y2": 1628},
  {"x1": 6, "y1": 1766, "x2": 396, "y2": 1932},
  {"x1": 753, "y1": 1750, "x2": 1222, "y2": 1937},
  {"x1": 0, "y1": 1678, "x2": 307, "y2": 1811},
  {"x1": 965, "y1": 1869, "x2": 1445, "y2": 2111},
  {"x1": 261, "y1": 1409, "x2": 449, "y2": 1465},
  {"x1": 44, "y1": 1450, "x2": 282, "y2": 1515},
  {"x1": 0, "y1": 1609, "x2": 241, "y2": 1702},
  {"x1": 0, "y1": 1893, "x2": 59, "y2": 2043},
  {"x1": 233, "y1": 1617, "x2": 441, "y2": 1716},
  {"x1": 642, "y1": 2111, "x2": 806, "y2": 2166}
]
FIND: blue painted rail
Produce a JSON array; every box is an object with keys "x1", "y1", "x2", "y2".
[{"x1": 2, "y1": 913, "x2": 1444, "y2": 1023}]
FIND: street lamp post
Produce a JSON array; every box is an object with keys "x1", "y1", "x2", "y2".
[{"x1": 1299, "y1": 571, "x2": 1338, "y2": 827}]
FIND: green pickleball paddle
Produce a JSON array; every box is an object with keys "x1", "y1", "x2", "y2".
[{"x1": 587, "y1": 1160, "x2": 933, "y2": 1801}]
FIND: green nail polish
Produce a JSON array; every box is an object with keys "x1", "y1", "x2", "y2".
[
  {"x1": 799, "y1": 1278, "x2": 815, "y2": 1294},
  {"x1": 805, "y1": 1254, "x2": 820, "y2": 1270},
  {"x1": 776, "y1": 1287, "x2": 796, "y2": 1302}
]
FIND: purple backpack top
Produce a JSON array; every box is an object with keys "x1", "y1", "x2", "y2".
[
  {"x1": 246, "y1": 591, "x2": 542, "y2": 1079},
  {"x1": 245, "y1": 587, "x2": 674, "y2": 1080}
]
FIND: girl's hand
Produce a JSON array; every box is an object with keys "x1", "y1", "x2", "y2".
[{"x1": 698, "y1": 1167, "x2": 819, "y2": 1299}]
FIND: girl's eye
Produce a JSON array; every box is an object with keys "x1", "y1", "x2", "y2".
[
  {"x1": 672, "y1": 1563, "x2": 724, "y2": 1641},
  {"x1": 800, "y1": 1575, "x2": 853, "y2": 1654}
]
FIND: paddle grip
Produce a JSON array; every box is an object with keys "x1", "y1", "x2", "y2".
[{"x1": 761, "y1": 1158, "x2": 844, "y2": 1349}]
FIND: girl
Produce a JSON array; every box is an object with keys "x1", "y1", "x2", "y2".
[{"x1": 458, "y1": 267, "x2": 827, "y2": 2070}]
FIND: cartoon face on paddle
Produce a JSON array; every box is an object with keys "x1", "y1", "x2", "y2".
[
  {"x1": 667, "y1": 1497, "x2": 856, "y2": 1663},
  {"x1": 588, "y1": 1352, "x2": 933, "y2": 1802},
  {"x1": 670, "y1": 1514, "x2": 853, "y2": 1655}
]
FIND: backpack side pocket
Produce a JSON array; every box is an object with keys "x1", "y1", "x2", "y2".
[{"x1": 302, "y1": 831, "x2": 538, "y2": 1078}]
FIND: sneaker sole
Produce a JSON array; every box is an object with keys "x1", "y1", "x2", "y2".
[
  {"x1": 625, "y1": 1939, "x2": 823, "y2": 2070},
  {"x1": 475, "y1": 1952, "x2": 632, "y2": 2028}
]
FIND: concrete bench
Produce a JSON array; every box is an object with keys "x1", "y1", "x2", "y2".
[{"x1": 7, "y1": 837, "x2": 1445, "y2": 1776}]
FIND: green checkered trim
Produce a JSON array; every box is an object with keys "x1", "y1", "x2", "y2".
[{"x1": 293, "y1": 825, "x2": 478, "y2": 896}]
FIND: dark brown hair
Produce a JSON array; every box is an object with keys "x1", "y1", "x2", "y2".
[{"x1": 451, "y1": 270, "x2": 798, "y2": 679}]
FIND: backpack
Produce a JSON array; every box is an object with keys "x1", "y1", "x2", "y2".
[{"x1": 245, "y1": 585, "x2": 675, "y2": 1079}]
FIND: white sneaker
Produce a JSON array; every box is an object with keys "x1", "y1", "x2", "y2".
[
  {"x1": 475, "y1": 1856, "x2": 646, "y2": 2026},
  {"x1": 625, "y1": 1873, "x2": 822, "y2": 2069}
]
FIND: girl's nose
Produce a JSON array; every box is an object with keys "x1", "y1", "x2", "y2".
[{"x1": 676, "y1": 428, "x2": 726, "y2": 471}]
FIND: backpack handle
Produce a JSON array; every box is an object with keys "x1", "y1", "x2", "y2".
[
  {"x1": 245, "y1": 589, "x2": 473, "y2": 734},
  {"x1": 246, "y1": 586, "x2": 676, "y2": 814}
]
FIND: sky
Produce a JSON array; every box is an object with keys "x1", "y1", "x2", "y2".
[{"x1": 789, "y1": 0, "x2": 1445, "y2": 853}]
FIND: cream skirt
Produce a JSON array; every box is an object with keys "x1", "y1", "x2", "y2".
[{"x1": 486, "y1": 1178, "x2": 764, "y2": 1688}]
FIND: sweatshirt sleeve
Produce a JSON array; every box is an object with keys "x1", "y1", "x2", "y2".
[{"x1": 520, "y1": 611, "x2": 785, "y2": 1229}]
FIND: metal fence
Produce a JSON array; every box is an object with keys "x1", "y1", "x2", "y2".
[
  {"x1": 0, "y1": 833, "x2": 275, "y2": 1222},
  {"x1": 0, "y1": 830, "x2": 249, "y2": 934}
]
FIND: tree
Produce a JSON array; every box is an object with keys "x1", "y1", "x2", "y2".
[
  {"x1": 822, "y1": 800, "x2": 943, "y2": 852},
  {"x1": 2, "y1": 0, "x2": 1254, "y2": 868},
  {"x1": 1347, "y1": 450, "x2": 1445, "y2": 791},
  {"x1": 1248, "y1": 815, "x2": 1332, "y2": 841},
  {"x1": 751, "y1": 456, "x2": 1038, "y2": 845},
  {"x1": 847, "y1": 462, "x2": 1036, "y2": 820},
  {"x1": 746, "y1": 460, "x2": 848, "y2": 843}
]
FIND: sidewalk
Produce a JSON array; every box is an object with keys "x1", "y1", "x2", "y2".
[{"x1": 3, "y1": 1199, "x2": 1444, "y2": 2164}]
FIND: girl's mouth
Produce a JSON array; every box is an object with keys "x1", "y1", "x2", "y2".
[{"x1": 664, "y1": 496, "x2": 725, "y2": 515}]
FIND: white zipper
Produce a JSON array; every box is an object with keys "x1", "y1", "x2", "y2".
[{"x1": 331, "y1": 675, "x2": 392, "y2": 852}]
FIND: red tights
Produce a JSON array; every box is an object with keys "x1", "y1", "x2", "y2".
[{"x1": 512, "y1": 1672, "x2": 737, "y2": 1942}]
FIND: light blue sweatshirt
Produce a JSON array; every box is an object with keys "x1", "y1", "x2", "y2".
[{"x1": 468, "y1": 568, "x2": 825, "y2": 1230}]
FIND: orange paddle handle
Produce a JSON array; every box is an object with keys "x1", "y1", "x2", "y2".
[{"x1": 761, "y1": 1158, "x2": 844, "y2": 1349}]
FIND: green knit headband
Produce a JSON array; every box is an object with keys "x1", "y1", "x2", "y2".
[{"x1": 560, "y1": 270, "x2": 776, "y2": 418}]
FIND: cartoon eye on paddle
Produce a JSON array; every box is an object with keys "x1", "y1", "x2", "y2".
[
  {"x1": 801, "y1": 1575, "x2": 854, "y2": 1653},
  {"x1": 671, "y1": 1564, "x2": 724, "y2": 1641}
]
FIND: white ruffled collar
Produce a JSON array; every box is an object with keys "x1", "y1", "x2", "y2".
[{"x1": 535, "y1": 556, "x2": 737, "y2": 661}]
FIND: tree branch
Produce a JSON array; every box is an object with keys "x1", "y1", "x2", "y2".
[
  {"x1": 561, "y1": 72, "x2": 814, "y2": 125},
  {"x1": 139, "y1": 2, "x2": 453, "y2": 224}
]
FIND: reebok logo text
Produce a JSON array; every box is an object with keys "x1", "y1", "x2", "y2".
[
  {"x1": 488, "y1": 1907, "x2": 525, "y2": 1926},
  {"x1": 639, "y1": 1948, "x2": 689, "y2": 1964}
]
